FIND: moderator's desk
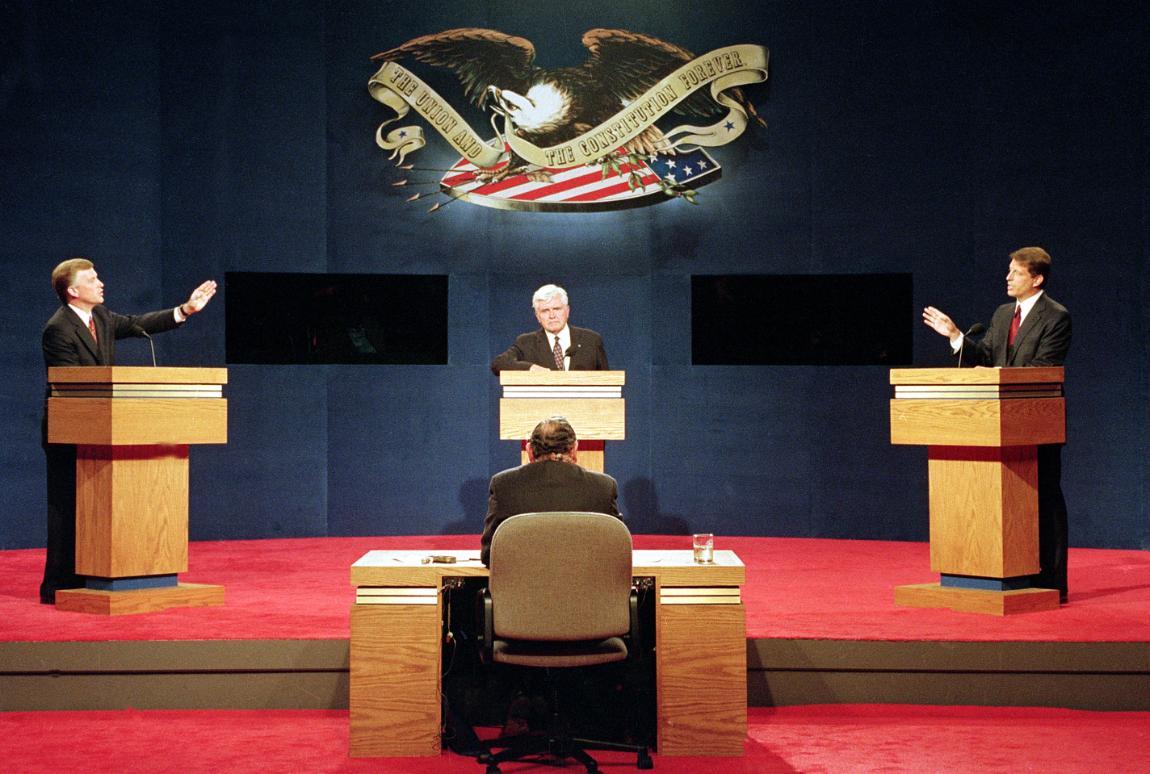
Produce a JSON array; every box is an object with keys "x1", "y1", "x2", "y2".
[{"x1": 350, "y1": 549, "x2": 746, "y2": 757}]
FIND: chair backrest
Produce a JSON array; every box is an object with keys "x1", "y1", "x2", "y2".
[{"x1": 488, "y1": 512, "x2": 633, "y2": 642}]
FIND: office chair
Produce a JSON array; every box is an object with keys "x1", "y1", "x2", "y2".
[{"x1": 478, "y1": 511, "x2": 654, "y2": 774}]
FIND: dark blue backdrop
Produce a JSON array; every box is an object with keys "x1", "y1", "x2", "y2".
[{"x1": 2, "y1": 1, "x2": 1147, "y2": 551}]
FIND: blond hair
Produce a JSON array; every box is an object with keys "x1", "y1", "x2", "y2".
[{"x1": 51, "y1": 257, "x2": 94, "y2": 304}]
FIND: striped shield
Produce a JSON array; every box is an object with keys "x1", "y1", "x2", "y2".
[{"x1": 438, "y1": 144, "x2": 722, "y2": 212}]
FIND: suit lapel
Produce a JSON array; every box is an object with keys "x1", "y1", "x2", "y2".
[
  {"x1": 92, "y1": 306, "x2": 114, "y2": 365},
  {"x1": 567, "y1": 329, "x2": 585, "y2": 367},
  {"x1": 67, "y1": 308, "x2": 101, "y2": 362},
  {"x1": 989, "y1": 304, "x2": 1011, "y2": 366},
  {"x1": 99, "y1": 310, "x2": 114, "y2": 364},
  {"x1": 535, "y1": 329, "x2": 558, "y2": 369},
  {"x1": 1007, "y1": 295, "x2": 1046, "y2": 366}
]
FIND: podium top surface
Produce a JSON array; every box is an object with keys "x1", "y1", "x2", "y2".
[
  {"x1": 890, "y1": 367, "x2": 1063, "y2": 386},
  {"x1": 48, "y1": 366, "x2": 228, "y2": 385},
  {"x1": 500, "y1": 370, "x2": 625, "y2": 386}
]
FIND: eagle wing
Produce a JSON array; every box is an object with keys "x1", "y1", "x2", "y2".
[
  {"x1": 581, "y1": 28, "x2": 738, "y2": 118},
  {"x1": 371, "y1": 28, "x2": 537, "y2": 109}
]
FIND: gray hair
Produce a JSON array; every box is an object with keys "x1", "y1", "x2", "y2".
[
  {"x1": 532, "y1": 284, "x2": 568, "y2": 307},
  {"x1": 529, "y1": 416, "x2": 577, "y2": 459}
]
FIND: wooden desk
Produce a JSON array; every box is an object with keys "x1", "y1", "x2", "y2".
[{"x1": 349, "y1": 549, "x2": 746, "y2": 757}]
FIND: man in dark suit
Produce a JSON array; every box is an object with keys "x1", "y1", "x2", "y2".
[
  {"x1": 923, "y1": 246, "x2": 1071, "y2": 600},
  {"x1": 491, "y1": 284, "x2": 609, "y2": 373},
  {"x1": 480, "y1": 416, "x2": 621, "y2": 566},
  {"x1": 40, "y1": 257, "x2": 217, "y2": 603}
]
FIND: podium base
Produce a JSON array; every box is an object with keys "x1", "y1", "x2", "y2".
[
  {"x1": 55, "y1": 583, "x2": 225, "y2": 616},
  {"x1": 895, "y1": 583, "x2": 1060, "y2": 616}
]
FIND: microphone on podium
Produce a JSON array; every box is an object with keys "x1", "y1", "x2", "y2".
[
  {"x1": 130, "y1": 324, "x2": 158, "y2": 367},
  {"x1": 957, "y1": 322, "x2": 985, "y2": 368}
]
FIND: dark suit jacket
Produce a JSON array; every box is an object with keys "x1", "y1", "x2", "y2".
[
  {"x1": 490, "y1": 326, "x2": 609, "y2": 374},
  {"x1": 961, "y1": 293, "x2": 1071, "y2": 367},
  {"x1": 481, "y1": 459, "x2": 621, "y2": 566},
  {"x1": 42, "y1": 304, "x2": 182, "y2": 367}
]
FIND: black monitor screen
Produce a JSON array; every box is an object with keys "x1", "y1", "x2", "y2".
[
  {"x1": 691, "y1": 273, "x2": 913, "y2": 366},
  {"x1": 225, "y1": 272, "x2": 448, "y2": 365}
]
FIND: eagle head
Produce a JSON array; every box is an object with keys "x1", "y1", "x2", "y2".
[{"x1": 488, "y1": 83, "x2": 572, "y2": 137}]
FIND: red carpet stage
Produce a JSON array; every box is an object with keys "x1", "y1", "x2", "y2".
[
  {"x1": 3, "y1": 536, "x2": 1150, "y2": 771},
  {"x1": 3, "y1": 535, "x2": 1149, "y2": 714},
  {"x1": 3, "y1": 535, "x2": 1150, "y2": 642},
  {"x1": 3, "y1": 705, "x2": 1150, "y2": 773}
]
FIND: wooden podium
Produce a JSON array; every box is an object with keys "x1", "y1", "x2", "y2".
[
  {"x1": 498, "y1": 371, "x2": 625, "y2": 472},
  {"x1": 889, "y1": 367, "x2": 1064, "y2": 615},
  {"x1": 47, "y1": 366, "x2": 228, "y2": 615}
]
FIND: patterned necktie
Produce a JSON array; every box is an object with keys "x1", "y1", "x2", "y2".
[
  {"x1": 552, "y1": 336, "x2": 565, "y2": 370},
  {"x1": 1008, "y1": 305, "x2": 1021, "y2": 345},
  {"x1": 88, "y1": 316, "x2": 98, "y2": 344}
]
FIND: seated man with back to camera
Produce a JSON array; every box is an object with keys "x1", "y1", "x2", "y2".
[{"x1": 480, "y1": 416, "x2": 622, "y2": 566}]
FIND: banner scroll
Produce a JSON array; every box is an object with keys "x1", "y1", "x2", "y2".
[{"x1": 368, "y1": 43, "x2": 768, "y2": 170}]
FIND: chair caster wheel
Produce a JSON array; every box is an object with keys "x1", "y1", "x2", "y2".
[{"x1": 637, "y1": 748, "x2": 654, "y2": 769}]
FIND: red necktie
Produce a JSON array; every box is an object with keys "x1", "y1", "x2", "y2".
[
  {"x1": 1008, "y1": 305, "x2": 1021, "y2": 345},
  {"x1": 552, "y1": 336, "x2": 565, "y2": 370},
  {"x1": 88, "y1": 316, "x2": 98, "y2": 344}
]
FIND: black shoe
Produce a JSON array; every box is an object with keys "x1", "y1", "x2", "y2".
[{"x1": 40, "y1": 577, "x2": 84, "y2": 604}]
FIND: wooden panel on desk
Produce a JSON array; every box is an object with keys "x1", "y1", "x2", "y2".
[
  {"x1": 928, "y1": 446, "x2": 1039, "y2": 578},
  {"x1": 47, "y1": 398, "x2": 228, "y2": 446},
  {"x1": 656, "y1": 601, "x2": 747, "y2": 756},
  {"x1": 349, "y1": 602, "x2": 442, "y2": 757},
  {"x1": 889, "y1": 367, "x2": 1064, "y2": 386},
  {"x1": 890, "y1": 398, "x2": 1064, "y2": 447},
  {"x1": 499, "y1": 397, "x2": 624, "y2": 440},
  {"x1": 75, "y1": 445, "x2": 189, "y2": 578}
]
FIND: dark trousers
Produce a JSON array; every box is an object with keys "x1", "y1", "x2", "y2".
[
  {"x1": 40, "y1": 441, "x2": 82, "y2": 602},
  {"x1": 1036, "y1": 444, "x2": 1069, "y2": 596}
]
